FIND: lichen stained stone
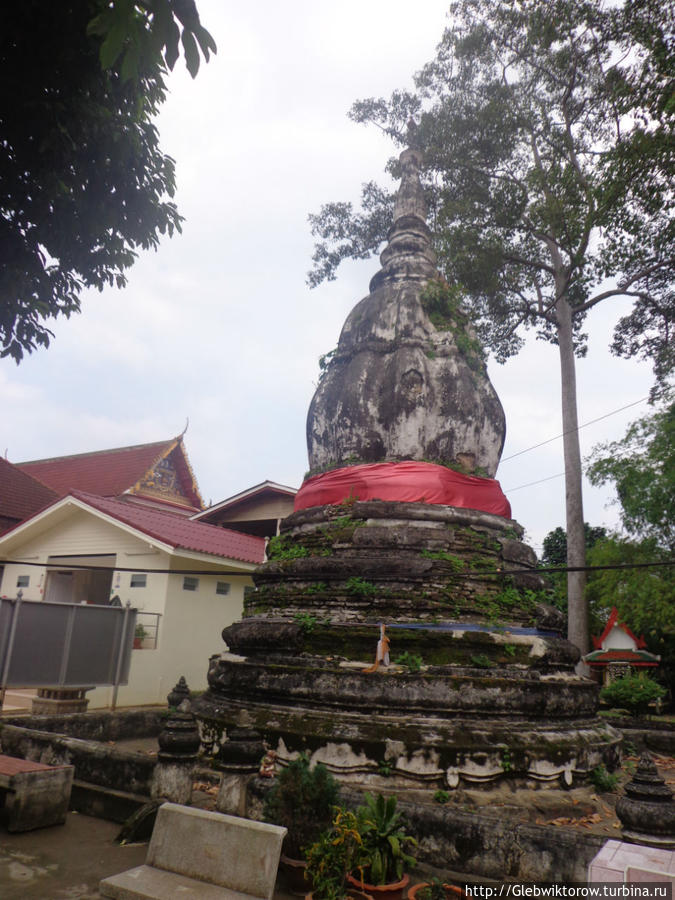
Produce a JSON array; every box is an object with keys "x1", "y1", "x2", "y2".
[
  {"x1": 193, "y1": 144, "x2": 622, "y2": 798},
  {"x1": 306, "y1": 147, "x2": 506, "y2": 478}
]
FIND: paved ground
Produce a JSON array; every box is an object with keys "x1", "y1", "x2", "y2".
[
  {"x1": 0, "y1": 812, "x2": 148, "y2": 900},
  {"x1": 0, "y1": 812, "x2": 302, "y2": 900}
]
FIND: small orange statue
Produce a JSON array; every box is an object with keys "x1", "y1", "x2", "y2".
[
  {"x1": 362, "y1": 623, "x2": 391, "y2": 673},
  {"x1": 259, "y1": 749, "x2": 277, "y2": 777}
]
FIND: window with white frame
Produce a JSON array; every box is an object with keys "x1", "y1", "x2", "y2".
[
  {"x1": 16, "y1": 575, "x2": 30, "y2": 588},
  {"x1": 216, "y1": 581, "x2": 230, "y2": 595},
  {"x1": 183, "y1": 576, "x2": 199, "y2": 591},
  {"x1": 130, "y1": 573, "x2": 147, "y2": 588}
]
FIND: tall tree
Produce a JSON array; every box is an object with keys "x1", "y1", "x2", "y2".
[
  {"x1": 308, "y1": 0, "x2": 674, "y2": 655},
  {"x1": 587, "y1": 399, "x2": 675, "y2": 551},
  {"x1": 540, "y1": 523, "x2": 607, "y2": 613},
  {"x1": 586, "y1": 399, "x2": 675, "y2": 694},
  {"x1": 0, "y1": 1, "x2": 215, "y2": 362}
]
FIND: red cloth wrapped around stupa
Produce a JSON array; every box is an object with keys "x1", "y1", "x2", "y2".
[{"x1": 294, "y1": 461, "x2": 511, "y2": 518}]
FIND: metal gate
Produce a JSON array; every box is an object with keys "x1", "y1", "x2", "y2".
[{"x1": 0, "y1": 596, "x2": 136, "y2": 705}]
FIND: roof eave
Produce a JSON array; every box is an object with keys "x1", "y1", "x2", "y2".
[{"x1": 191, "y1": 480, "x2": 297, "y2": 521}]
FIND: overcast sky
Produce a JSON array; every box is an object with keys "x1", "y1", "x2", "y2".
[{"x1": 1, "y1": 1, "x2": 655, "y2": 553}]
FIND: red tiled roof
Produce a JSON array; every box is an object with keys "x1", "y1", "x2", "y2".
[
  {"x1": 592, "y1": 606, "x2": 646, "y2": 651},
  {"x1": 18, "y1": 440, "x2": 175, "y2": 497},
  {"x1": 17, "y1": 439, "x2": 202, "y2": 509},
  {"x1": 0, "y1": 457, "x2": 58, "y2": 531},
  {"x1": 70, "y1": 490, "x2": 265, "y2": 565},
  {"x1": 586, "y1": 648, "x2": 659, "y2": 665}
]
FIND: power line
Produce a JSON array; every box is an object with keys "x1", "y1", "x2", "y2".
[
  {"x1": 2, "y1": 557, "x2": 673, "y2": 581},
  {"x1": 499, "y1": 396, "x2": 648, "y2": 464},
  {"x1": 0, "y1": 559, "x2": 255, "y2": 576},
  {"x1": 504, "y1": 472, "x2": 565, "y2": 492}
]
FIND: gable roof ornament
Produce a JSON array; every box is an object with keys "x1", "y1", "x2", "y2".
[{"x1": 18, "y1": 436, "x2": 203, "y2": 512}]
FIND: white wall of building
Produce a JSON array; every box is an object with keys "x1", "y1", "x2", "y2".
[
  {"x1": 0, "y1": 505, "x2": 252, "y2": 709},
  {"x1": 603, "y1": 624, "x2": 639, "y2": 651},
  {"x1": 156, "y1": 563, "x2": 246, "y2": 701}
]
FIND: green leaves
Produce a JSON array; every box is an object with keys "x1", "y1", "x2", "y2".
[
  {"x1": 583, "y1": 407, "x2": 675, "y2": 694},
  {"x1": 263, "y1": 754, "x2": 341, "y2": 859},
  {"x1": 586, "y1": 401, "x2": 675, "y2": 549},
  {"x1": 0, "y1": 1, "x2": 215, "y2": 361},
  {"x1": 308, "y1": 0, "x2": 673, "y2": 391},
  {"x1": 88, "y1": 0, "x2": 217, "y2": 82},
  {"x1": 600, "y1": 673, "x2": 666, "y2": 717},
  {"x1": 355, "y1": 792, "x2": 417, "y2": 885}
]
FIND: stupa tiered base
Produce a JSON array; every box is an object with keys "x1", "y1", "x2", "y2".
[{"x1": 194, "y1": 500, "x2": 621, "y2": 789}]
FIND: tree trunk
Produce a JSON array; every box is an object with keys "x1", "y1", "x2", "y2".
[{"x1": 556, "y1": 294, "x2": 588, "y2": 660}]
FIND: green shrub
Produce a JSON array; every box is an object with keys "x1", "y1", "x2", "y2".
[
  {"x1": 294, "y1": 612, "x2": 318, "y2": 634},
  {"x1": 355, "y1": 793, "x2": 417, "y2": 885},
  {"x1": 470, "y1": 653, "x2": 494, "y2": 669},
  {"x1": 589, "y1": 764, "x2": 619, "y2": 793},
  {"x1": 395, "y1": 652, "x2": 423, "y2": 673},
  {"x1": 600, "y1": 674, "x2": 666, "y2": 717},
  {"x1": 263, "y1": 754, "x2": 340, "y2": 858},
  {"x1": 305, "y1": 807, "x2": 363, "y2": 900},
  {"x1": 267, "y1": 535, "x2": 309, "y2": 560},
  {"x1": 345, "y1": 576, "x2": 377, "y2": 598},
  {"x1": 419, "y1": 878, "x2": 449, "y2": 900}
]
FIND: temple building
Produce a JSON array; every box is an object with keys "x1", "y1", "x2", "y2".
[
  {"x1": 0, "y1": 435, "x2": 273, "y2": 709},
  {"x1": 16, "y1": 435, "x2": 203, "y2": 516}
]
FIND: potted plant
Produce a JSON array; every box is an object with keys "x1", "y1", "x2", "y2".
[
  {"x1": 305, "y1": 807, "x2": 372, "y2": 900},
  {"x1": 408, "y1": 878, "x2": 464, "y2": 900},
  {"x1": 133, "y1": 623, "x2": 147, "y2": 648},
  {"x1": 263, "y1": 753, "x2": 340, "y2": 893},
  {"x1": 346, "y1": 794, "x2": 417, "y2": 900}
]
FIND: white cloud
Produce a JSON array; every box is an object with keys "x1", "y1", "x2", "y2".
[{"x1": 1, "y1": 0, "x2": 657, "y2": 554}]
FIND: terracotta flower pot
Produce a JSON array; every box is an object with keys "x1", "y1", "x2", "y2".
[
  {"x1": 407, "y1": 882, "x2": 465, "y2": 900},
  {"x1": 305, "y1": 891, "x2": 374, "y2": 900},
  {"x1": 346, "y1": 871, "x2": 410, "y2": 900},
  {"x1": 280, "y1": 854, "x2": 310, "y2": 895}
]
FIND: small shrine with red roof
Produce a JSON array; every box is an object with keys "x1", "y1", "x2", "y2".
[{"x1": 585, "y1": 607, "x2": 660, "y2": 685}]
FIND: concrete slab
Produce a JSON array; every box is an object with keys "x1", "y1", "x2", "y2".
[
  {"x1": 99, "y1": 864, "x2": 254, "y2": 899},
  {"x1": 101, "y1": 803, "x2": 287, "y2": 900},
  {"x1": 0, "y1": 809, "x2": 297, "y2": 900}
]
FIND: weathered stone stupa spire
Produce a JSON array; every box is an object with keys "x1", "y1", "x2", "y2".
[
  {"x1": 306, "y1": 145, "x2": 506, "y2": 478},
  {"x1": 368, "y1": 146, "x2": 437, "y2": 290}
]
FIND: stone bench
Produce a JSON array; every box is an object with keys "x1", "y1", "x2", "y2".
[
  {"x1": 99, "y1": 802, "x2": 287, "y2": 900},
  {"x1": 0, "y1": 753, "x2": 74, "y2": 832}
]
